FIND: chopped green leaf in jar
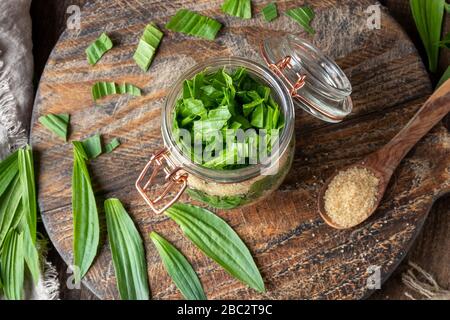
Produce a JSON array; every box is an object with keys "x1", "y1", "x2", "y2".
[{"x1": 172, "y1": 67, "x2": 284, "y2": 170}]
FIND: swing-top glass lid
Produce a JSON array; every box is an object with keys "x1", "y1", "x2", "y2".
[{"x1": 260, "y1": 34, "x2": 353, "y2": 123}]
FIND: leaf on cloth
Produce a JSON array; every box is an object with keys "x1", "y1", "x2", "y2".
[{"x1": 38, "y1": 114, "x2": 70, "y2": 141}]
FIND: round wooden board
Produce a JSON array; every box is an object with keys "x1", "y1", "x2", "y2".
[{"x1": 31, "y1": 0, "x2": 450, "y2": 300}]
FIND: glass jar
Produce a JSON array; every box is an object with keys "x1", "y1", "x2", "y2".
[{"x1": 136, "y1": 36, "x2": 352, "y2": 213}]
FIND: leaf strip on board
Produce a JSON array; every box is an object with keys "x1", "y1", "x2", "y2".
[
  {"x1": 38, "y1": 114, "x2": 70, "y2": 141},
  {"x1": 91, "y1": 82, "x2": 142, "y2": 102},
  {"x1": 133, "y1": 23, "x2": 164, "y2": 72},
  {"x1": 166, "y1": 9, "x2": 223, "y2": 41},
  {"x1": 262, "y1": 3, "x2": 278, "y2": 22},
  {"x1": 285, "y1": 6, "x2": 315, "y2": 35},
  {"x1": 222, "y1": 0, "x2": 252, "y2": 19},
  {"x1": 86, "y1": 33, "x2": 113, "y2": 65}
]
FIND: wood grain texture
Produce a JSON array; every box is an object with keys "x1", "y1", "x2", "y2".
[{"x1": 30, "y1": 0, "x2": 450, "y2": 300}]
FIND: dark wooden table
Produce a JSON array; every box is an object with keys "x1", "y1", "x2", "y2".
[{"x1": 30, "y1": 0, "x2": 449, "y2": 300}]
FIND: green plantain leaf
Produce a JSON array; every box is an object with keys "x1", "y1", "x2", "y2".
[
  {"x1": 0, "y1": 174, "x2": 23, "y2": 249},
  {"x1": 86, "y1": 33, "x2": 113, "y2": 65},
  {"x1": 72, "y1": 141, "x2": 100, "y2": 284},
  {"x1": 18, "y1": 146, "x2": 37, "y2": 243},
  {"x1": 17, "y1": 216, "x2": 40, "y2": 284},
  {"x1": 150, "y1": 231, "x2": 206, "y2": 300},
  {"x1": 437, "y1": 65, "x2": 450, "y2": 88},
  {"x1": 133, "y1": 23, "x2": 164, "y2": 72},
  {"x1": 104, "y1": 138, "x2": 121, "y2": 153},
  {"x1": 0, "y1": 150, "x2": 19, "y2": 198},
  {"x1": 166, "y1": 9, "x2": 223, "y2": 41},
  {"x1": 104, "y1": 198, "x2": 149, "y2": 300},
  {"x1": 0, "y1": 230, "x2": 24, "y2": 300},
  {"x1": 91, "y1": 82, "x2": 141, "y2": 102},
  {"x1": 262, "y1": 3, "x2": 278, "y2": 22},
  {"x1": 81, "y1": 134, "x2": 102, "y2": 160},
  {"x1": 165, "y1": 203, "x2": 265, "y2": 293},
  {"x1": 222, "y1": 0, "x2": 252, "y2": 19},
  {"x1": 38, "y1": 113, "x2": 70, "y2": 141},
  {"x1": 285, "y1": 6, "x2": 315, "y2": 35},
  {"x1": 410, "y1": 0, "x2": 445, "y2": 72}
]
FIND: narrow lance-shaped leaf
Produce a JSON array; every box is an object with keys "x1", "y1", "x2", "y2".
[
  {"x1": 222, "y1": 0, "x2": 252, "y2": 19},
  {"x1": 410, "y1": 0, "x2": 445, "y2": 72},
  {"x1": 285, "y1": 6, "x2": 315, "y2": 35},
  {"x1": 166, "y1": 203, "x2": 265, "y2": 293},
  {"x1": 262, "y1": 3, "x2": 278, "y2": 22},
  {"x1": 0, "y1": 150, "x2": 19, "y2": 198},
  {"x1": 0, "y1": 175, "x2": 23, "y2": 249},
  {"x1": 92, "y1": 82, "x2": 142, "y2": 102},
  {"x1": 104, "y1": 198, "x2": 150, "y2": 300},
  {"x1": 18, "y1": 216, "x2": 40, "y2": 284},
  {"x1": 166, "y1": 9, "x2": 223, "y2": 41},
  {"x1": 86, "y1": 33, "x2": 113, "y2": 65},
  {"x1": 18, "y1": 146, "x2": 37, "y2": 243},
  {"x1": 150, "y1": 232, "x2": 206, "y2": 300},
  {"x1": 0, "y1": 230, "x2": 25, "y2": 300},
  {"x1": 72, "y1": 141, "x2": 100, "y2": 283},
  {"x1": 133, "y1": 23, "x2": 164, "y2": 72},
  {"x1": 38, "y1": 114, "x2": 70, "y2": 141},
  {"x1": 105, "y1": 138, "x2": 121, "y2": 153}
]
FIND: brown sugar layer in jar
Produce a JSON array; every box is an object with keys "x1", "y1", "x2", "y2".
[{"x1": 324, "y1": 167, "x2": 380, "y2": 228}]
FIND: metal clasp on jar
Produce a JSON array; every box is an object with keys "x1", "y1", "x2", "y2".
[{"x1": 135, "y1": 148, "x2": 188, "y2": 214}]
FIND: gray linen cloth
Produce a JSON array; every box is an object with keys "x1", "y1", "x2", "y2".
[{"x1": 0, "y1": 0, "x2": 59, "y2": 299}]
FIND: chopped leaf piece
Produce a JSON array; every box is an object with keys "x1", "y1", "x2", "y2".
[
  {"x1": 0, "y1": 230, "x2": 25, "y2": 300},
  {"x1": 222, "y1": 0, "x2": 252, "y2": 19},
  {"x1": 166, "y1": 9, "x2": 222, "y2": 41},
  {"x1": 150, "y1": 232, "x2": 206, "y2": 300},
  {"x1": 105, "y1": 138, "x2": 121, "y2": 153},
  {"x1": 86, "y1": 33, "x2": 113, "y2": 65},
  {"x1": 91, "y1": 82, "x2": 141, "y2": 102},
  {"x1": 133, "y1": 23, "x2": 164, "y2": 72},
  {"x1": 262, "y1": 3, "x2": 278, "y2": 22},
  {"x1": 72, "y1": 141, "x2": 100, "y2": 283},
  {"x1": 410, "y1": 0, "x2": 445, "y2": 72},
  {"x1": 166, "y1": 203, "x2": 265, "y2": 293},
  {"x1": 38, "y1": 114, "x2": 70, "y2": 141},
  {"x1": 105, "y1": 199, "x2": 150, "y2": 300},
  {"x1": 81, "y1": 134, "x2": 102, "y2": 160},
  {"x1": 285, "y1": 6, "x2": 315, "y2": 35}
]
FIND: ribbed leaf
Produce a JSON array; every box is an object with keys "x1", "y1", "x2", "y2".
[
  {"x1": 222, "y1": 0, "x2": 252, "y2": 19},
  {"x1": 18, "y1": 216, "x2": 40, "y2": 284},
  {"x1": 92, "y1": 82, "x2": 141, "y2": 102},
  {"x1": 165, "y1": 203, "x2": 265, "y2": 293},
  {"x1": 437, "y1": 66, "x2": 450, "y2": 88},
  {"x1": 410, "y1": 0, "x2": 445, "y2": 72},
  {"x1": 81, "y1": 134, "x2": 102, "y2": 160},
  {"x1": 72, "y1": 141, "x2": 99, "y2": 283},
  {"x1": 0, "y1": 175, "x2": 23, "y2": 249},
  {"x1": 0, "y1": 150, "x2": 19, "y2": 198},
  {"x1": 285, "y1": 6, "x2": 315, "y2": 35},
  {"x1": 104, "y1": 198, "x2": 149, "y2": 300},
  {"x1": 104, "y1": 138, "x2": 121, "y2": 153},
  {"x1": 150, "y1": 232, "x2": 206, "y2": 300},
  {"x1": 133, "y1": 23, "x2": 164, "y2": 72},
  {"x1": 0, "y1": 230, "x2": 24, "y2": 300},
  {"x1": 18, "y1": 146, "x2": 37, "y2": 243},
  {"x1": 166, "y1": 9, "x2": 222, "y2": 41},
  {"x1": 86, "y1": 33, "x2": 113, "y2": 65},
  {"x1": 38, "y1": 113, "x2": 70, "y2": 141},
  {"x1": 262, "y1": 3, "x2": 278, "y2": 22}
]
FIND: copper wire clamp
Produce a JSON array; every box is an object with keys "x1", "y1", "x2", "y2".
[
  {"x1": 259, "y1": 42, "x2": 345, "y2": 122},
  {"x1": 135, "y1": 148, "x2": 188, "y2": 214}
]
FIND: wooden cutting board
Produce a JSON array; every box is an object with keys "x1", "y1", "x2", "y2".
[{"x1": 30, "y1": 0, "x2": 450, "y2": 299}]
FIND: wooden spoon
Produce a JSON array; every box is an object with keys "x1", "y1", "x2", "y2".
[{"x1": 318, "y1": 79, "x2": 450, "y2": 229}]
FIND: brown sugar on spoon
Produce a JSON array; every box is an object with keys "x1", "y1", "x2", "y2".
[{"x1": 324, "y1": 167, "x2": 380, "y2": 228}]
